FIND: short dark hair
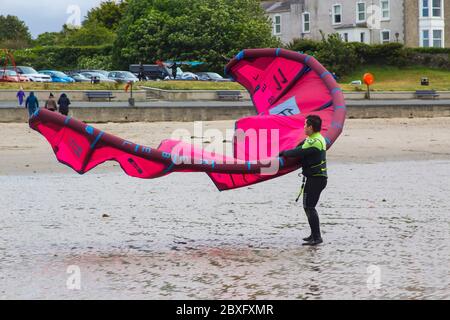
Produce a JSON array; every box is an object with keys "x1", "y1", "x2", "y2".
[{"x1": 306, "y1": 115, "x2": 322, "y2": 132}]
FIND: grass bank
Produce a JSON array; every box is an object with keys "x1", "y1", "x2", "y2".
[
  {"x1": 139, "y1": 81, "x2": 243, "y2": 90},
  {"x1": 339, "y1": 65, "x2": 450, "y2": 91},
  {"x1": 0, "y1": 81, "x2": 244, "y2": 91},
  {"x1": 0, "y1": 82, "x2": 125, "y2": 91}
]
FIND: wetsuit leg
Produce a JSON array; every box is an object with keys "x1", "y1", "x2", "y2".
[{"x1": 303, "y1": 177, "x2": 327, "y2": 240}]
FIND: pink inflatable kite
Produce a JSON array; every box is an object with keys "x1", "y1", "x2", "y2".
[{"x1": 29, "y1": 48, "x2": 346, "y2": 191}]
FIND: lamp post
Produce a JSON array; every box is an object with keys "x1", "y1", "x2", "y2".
[
  {"x1": 363, "y1": 73, "x2": 374, "y2": 100},
  {"x1": 127, "y1": 81, "x2": 135, "y2": 107}
]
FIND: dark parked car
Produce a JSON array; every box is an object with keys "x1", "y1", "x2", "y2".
[
  {"x1": 66, "y1": 71, "x2": 91, "y2": 83},
  {"x1": 129, "y1": 64, "x2": 171, "y2": 80},
  {"x1": 77, "y1": 69, "x2": 110, "y2": 77}
]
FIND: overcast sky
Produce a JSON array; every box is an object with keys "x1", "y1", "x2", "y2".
[{"x1": 1, "y1": 0, "x2": 105, "y2": 38}]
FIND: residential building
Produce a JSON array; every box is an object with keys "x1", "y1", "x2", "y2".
[{"x1": 263, "y1": 0, "x2": 449, "y2": 47}]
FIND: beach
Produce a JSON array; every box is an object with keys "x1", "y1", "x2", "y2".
[{"x1": 0, "y1": 117, "x2": 449, "y2": 299}]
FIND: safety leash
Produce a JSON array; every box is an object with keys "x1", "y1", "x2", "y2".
[{"x1": 295, "y1": 175, "x2": 306, "y2": 202}]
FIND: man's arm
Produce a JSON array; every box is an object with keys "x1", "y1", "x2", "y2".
[{"x1": 280, "y1": 146, "x2": 319, "y2": 160}]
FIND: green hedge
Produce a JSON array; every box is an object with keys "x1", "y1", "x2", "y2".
[
  {"x1": 411, "y1": 47, "x2": 450, "y2": 54},
  {"x1": 10, "y1": 45, "x2": 113, "y2": 71},
  {"x1": 285, "y1": 38, "x2": 321, "y2": 54},
  {"x1": 284, "y1": 39, "x2": 437, "y2": 76}
]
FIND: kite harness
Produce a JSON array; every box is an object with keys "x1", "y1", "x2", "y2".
[{"x1": 295, "y1": 174, "x2": 306, "y2": 203}]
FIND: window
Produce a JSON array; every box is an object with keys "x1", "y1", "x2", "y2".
[
  {"x1": 357, "y1": 2, "x2": 366, "y2": 22},
  {"x1": 273, "y1": 15, "x2": 281, "y2": 35},
  {"x1": 433, "y1": 29, "x2": 443, "y2": 47},
  {"x1": 422, "y1": 0, "x2": 429, "y2": 17},
  {"x1": 360, "y1": 32, "x2": 365, "y2": 43},
  {"x1": 333, "y1": 4, "x2": 342, "y2": 24},
  {"x1": 303, "y1": 12, "x2": 310, "y2": 33},
  {"x1": 381, "y1": 0, "x2": 390, "y2": 20},
  {"x1": 422, "y1": 30, "x2": 430, "y2": 47},
  {"x1": 343, "y1": 33, "x2": 349, "y2": 42},
  {"x1": 422, "y1": 29, "x2": 444, "y2": 47},
  {"x1": 432, "y1": 0, "x2": 442, "y2": 17},
  {"x1": 381, "y1": 30, "x2": 390, "y2": 44}
]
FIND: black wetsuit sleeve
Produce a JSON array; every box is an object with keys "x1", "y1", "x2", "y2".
[
  {"x1": 282, "y1": 146, "x2": 319, "y2": 160},
  {"x1": 297, "y1": 139, "x2": 306, "y2": 147}
]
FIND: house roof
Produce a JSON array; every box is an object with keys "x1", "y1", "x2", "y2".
[{"x1": 261, "y1": 1, "x2": 294, "y2": 13}]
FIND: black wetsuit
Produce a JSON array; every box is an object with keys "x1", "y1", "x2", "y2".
[{"x1": 281, "y1": 132, "x2": 328, "y2": 243}]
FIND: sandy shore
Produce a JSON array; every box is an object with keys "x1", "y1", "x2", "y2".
[
  {"x1": 1, "y1": 117, "x2": 450, "y2": 176},
  {"x1": 1, "y1": 117, "x2": 449, "y2": 299}
]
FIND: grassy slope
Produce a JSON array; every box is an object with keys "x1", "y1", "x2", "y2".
[
  {"x1": 139, "y1": 81, "x2": 243, "y2": 90},
  {"x1": 0, "y1": 82, "x2": 126, "y2": 91},
  {"x1": 339, "y1": 65, "x2": 450, "y2": 91}
]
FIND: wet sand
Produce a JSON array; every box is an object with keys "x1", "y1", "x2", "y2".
[
  {"x1": 0, "y1": 118, "x2": 449, "y2": 299},
  {"x1": 1, "y1": 117, "x2": 450, "y2": 175}
]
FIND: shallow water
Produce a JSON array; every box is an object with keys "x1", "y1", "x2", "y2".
[{"x1": 0, "y1": 160, "x2": 449, "y2": 299}]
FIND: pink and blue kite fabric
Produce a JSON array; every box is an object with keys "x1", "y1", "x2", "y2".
[{"x1": 29, "y1": 48, "x2": 346, "y2": 191}]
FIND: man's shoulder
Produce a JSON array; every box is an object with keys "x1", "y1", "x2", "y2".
[{"x1": 304, "y1": 135, "x2": 325, "y2": 150}]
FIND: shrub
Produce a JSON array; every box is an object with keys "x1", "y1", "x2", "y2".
[
  {"x1": 77, "y1": 55, "x2": 113, "y2": 70},
  {"x1": 11, "y1": 45, "x2": 113, "y2": 70},
  {"x1": 285, "y1": 38, "x2": 320, "y2": 54},
  {"x1": 315, "y1": 32, "x2": 358, "y2": 77}
]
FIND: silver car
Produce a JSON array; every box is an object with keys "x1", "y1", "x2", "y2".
[
  {"x1": 6, "y1": 66, "x2": 52, "y2": 82},
  {"x1": 80, "y1": 72, "x2": 117, "y2": 83},
  {"x1": 108, "y1": 71, "x2": 139, "y2": 83}
]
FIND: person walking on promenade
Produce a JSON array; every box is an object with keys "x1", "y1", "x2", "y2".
[
  {"x1": 44, "y1": 93, "x2": 57, "y2": 112},
  {"x1": 25, "y1": 91, "x2": 39, "y2": 117},
  {"x1": 17, "y1": 86, "x2": 26, "y2": 107},
  {"x1": 57, "y1": 93, "x2": 71, "y2": 116}
]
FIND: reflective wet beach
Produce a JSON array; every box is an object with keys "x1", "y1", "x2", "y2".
[{"x1": 1, "y1": 160, "x2": 449, "y2": 299}]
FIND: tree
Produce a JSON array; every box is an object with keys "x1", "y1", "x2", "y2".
[
  {"x1": 34, "y1": 22, "x2": 115, "y2": 47},
  {"x1": 63, "y1": 22, "x2": 116, "y2": 46},
  {"x1": 34, "y1": 32, "x2": 64, "y2": 47},
  {"x1": 0, "y1": 15, "x2": 32, "y2": 48},
  {"x1": 78, "y1": 55, "x2": 113, "y2": 70},
  {"x1": 315, "y1": 32, "x2": 358, "y2": 77},
  {"x1": 84, "y1": 0, "x2": 129, "y2": 30},
  {"x1": 113, "y1": 0, "x2": 280, "y2": 71}
]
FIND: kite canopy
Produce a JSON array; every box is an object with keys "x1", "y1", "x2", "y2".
[{"x1": 29, "y1": 48, "x2": 346, "y2": 191}]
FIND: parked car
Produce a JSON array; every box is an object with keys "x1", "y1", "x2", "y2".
[
  {"x1": 38, "y1": 70, "x2": 75, "y2": 83},
  {"x1": 108, "y1": 71, "x2": 139, "y2": 83},
  {"x1": 129, "y1": 64, "x2": 171, "y2": 80},
  {"x1": 0, "y1": 70, "x2": 30, "y2": 82},
  {"x1": 180, "y1": 72, "x2": 199, "y2": 80},
  {"x1": 65, "y1": 71, "x2": 91, "y2": 83},
  {"x1": 6, "y1": 66, "x2": 51, "y2": 82},
  {"x1": 80, "y1": 72, "x2": 117, "y2": 83},
  {"x1": 78, "y1": 69, "x2": 110, "y2": 77},
  {"x1": 196, "y1": 72, "x2": 232, "y2": 82}
]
